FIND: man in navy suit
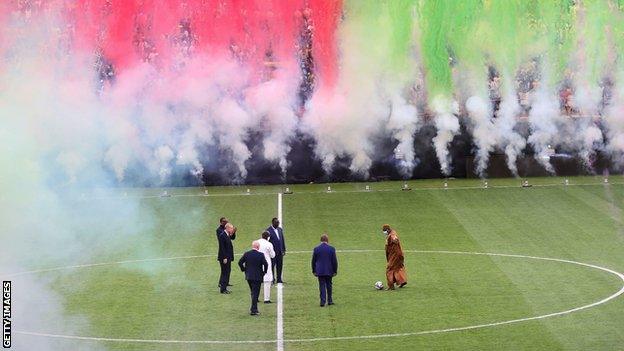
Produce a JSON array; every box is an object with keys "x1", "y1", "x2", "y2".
[
  {"x1": 217, "y1": 223, "x2": 236, "y2": 294},
  {"x1": 312, "y1": 234, "x2": 338, "y2": 307},
  {"x1": 238, "y1": 241, "x2": 269, "y2": 315},
  {"x1": 267, "y1": 217, "x2": 286, "y2": 283}
]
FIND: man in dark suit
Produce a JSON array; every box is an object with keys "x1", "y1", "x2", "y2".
[
  {"x1": 312, "y1": 234, "x2": 338, "y2": 307},
  {"x1": 267, "y1": 217, "x2": 286, "y2": 283},
  {"x1": 215, "y1": 217, "x2": 231, "y2": 288},
  {"x1": 238, "y1": 241, "x2": 269, "y2": 315},
  {"x1": 217, "y1": 223, "x2": 236, "y2": 294}
]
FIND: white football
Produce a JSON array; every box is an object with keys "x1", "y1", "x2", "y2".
[{"x1": 374, "y1": 281, "x2": 384, "y2": 290}]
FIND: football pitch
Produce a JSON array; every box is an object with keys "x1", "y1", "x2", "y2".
[{"x1": 7, "y1": 176, "x2": 624, "y2": 350}]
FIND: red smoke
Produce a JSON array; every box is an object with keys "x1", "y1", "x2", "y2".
[{"x1": 308, "y1": 0, "x2": 342, "y2": 90}]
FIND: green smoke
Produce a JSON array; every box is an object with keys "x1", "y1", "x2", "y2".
[
  {"x1": 578, "y1": 0, "x2": 612, "y2": 83},
  {"x1": 341, "y1": 0, "x2": 418, "y2": 85},
  {"x1": 417, "y1": 0, "x2": 483, "y2": 99},
  {"x1": 532, "y1": 0, "x2": 576, "y2": 86},
  {"x1": 479, "y1": 1, "x2": 535, "y2": 77}
]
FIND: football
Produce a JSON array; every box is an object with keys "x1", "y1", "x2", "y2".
[{"x1": 374, "y1": 281, "x2": 384, "y2": 290}]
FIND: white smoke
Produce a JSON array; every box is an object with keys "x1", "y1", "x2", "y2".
[
  {"x1": 387, "y1": 93, "x2": 419, "y2": 178},
  {"x1": 213, "y1": 97, "x2": 254, "y2": 180},
  {"x1": 604, "y1": 74, "x2": 624, "y2": 167},
  {"x1": 302, "y1": 91, "x2": 383, "y2": 177},
  {"x1": 466, "y1": 95, "x2": 496, "y2": 177},
  {"x1": 568, "y1": 83, "x2": 603, "y2": 169},
  {"x1": 154, "y1": 145, "x2": 174, "y2": 183},
  {"x1": 431, "y1": 96, "x2": 460, "y2": 176},
  {"x1": 246, "y1": 78, "x2": 298, "y2": 177},
  {"x1": 527, "y1": 82, "x2": 561, "y2": 173},
  {"x1": 495, "y1": 79, "x2": 526, "y2": 176}
]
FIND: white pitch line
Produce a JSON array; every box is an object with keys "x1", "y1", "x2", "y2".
[
  {"x1": 2, "y1": 254, "x2": 215, "y2": 278},
  {"x1": 12, "y1": 331, "x2": 275, "y2": 344},
  {"x1": 276, "y1": 192, "x2": 284, "y2": 351},
  {"x1": 8, "y1": 251, "x2": 624, "y2": 345},
  {"x1": 76, "y1": 181, "x2": 624, "y2": 201}
]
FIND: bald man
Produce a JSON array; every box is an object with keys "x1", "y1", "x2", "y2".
[
  {"x1": 382, "y1": 224, "x2": 407, "y2": 290},
  {"x1": 238, "y1": 241, "x2": 269, "y2": 315}
]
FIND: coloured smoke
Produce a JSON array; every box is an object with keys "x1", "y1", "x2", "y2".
[
  {"x1": 302, "y1": 6, "x2": 392, "y2": 178},
  {"x1": 1, "y1": 1, "x2": 311, "y2": 186},
  {"x1": 495, "y1": 80, "x2": 526, "y2": 177},
  {"x1": 466, "y1": 95, "x2": 496, "y2": 177},
  {"x1": 0, "y1": 9, "x2": 214, "y2": 349},
  {"x1": 432, "y1": 96, "x2": 460, "y2": 176}
]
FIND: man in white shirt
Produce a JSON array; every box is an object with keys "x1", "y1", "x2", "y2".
[{"x1": 258, "y1": 231, "x2": 276, "y2": 303}]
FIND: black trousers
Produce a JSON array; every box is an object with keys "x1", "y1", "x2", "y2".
[
  {"x1": 219, "y1": 260, "x2": 231, "y2": 292},
  {"x1": 247, "y1": 280, "x2": 261, "y2": 313},
  {"x1": 273, "y1": 253, "x2": 284, "y2": 282},
  {"x1": 318, "y1": 276, "x2": 333, "y2": 305}
]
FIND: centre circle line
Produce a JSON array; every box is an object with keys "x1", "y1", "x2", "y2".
[{"x1": 7, "y1": 250, "x2": 624, "y2": 344}]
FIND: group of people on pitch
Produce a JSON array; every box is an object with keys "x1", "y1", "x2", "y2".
[{"x1": 216, "y1": 217, "x2": 407, "y2": 316}]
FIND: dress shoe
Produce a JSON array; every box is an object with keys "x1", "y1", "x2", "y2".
[
  {"x1": 399, "y1": 282, "x2": 407, "y2": 288},
  {"x1": 220, "y1": 290, "x2": 231, "y2": 294},
  {"x1": 264, "y1": 300, "x2": 272, "y2": 304},
  {"x1": 250, "y1": 311, "x2": 260, "y2": 316},
  {"x1": 328, "y1": 302, "x2": 334, "y2": 305},
  {"x1": 320, "y1": 303, "x2": 325, "y2": 307}
]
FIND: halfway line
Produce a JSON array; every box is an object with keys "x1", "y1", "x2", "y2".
[{"x1": 276, "y1": 192, "x2": 284, "y2": 351}]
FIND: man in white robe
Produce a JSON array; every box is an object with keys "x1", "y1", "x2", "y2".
[{"x1": 258, "y1": 231, "x2": 276, "y2": 303}]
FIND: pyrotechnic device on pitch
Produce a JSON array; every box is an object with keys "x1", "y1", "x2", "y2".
[{"x1": 374, "y1": 281, "x2": 384, "y2": 290}]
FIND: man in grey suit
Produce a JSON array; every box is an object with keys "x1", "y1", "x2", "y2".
[
  {"x1": 267, "y1": 217, "x2": 286, "y2": 283},
  {"x1": 238, "y1": 241, "x2": 269, "y2": 315}
]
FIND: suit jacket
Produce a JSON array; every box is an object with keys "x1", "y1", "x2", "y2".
[
  {"x1": 217, "y1": 231, "x2": 234, "y2": 261},
  {"x1": 238, "y1": 250, "x2": 268, "y2": 281},
  {"x1": 312, "y1": 243, "x2": 338, "y2": 277},
  {"x1": 216, "y1": 225, "x2": 225, "y2": 237},
  {"x1": 267, "y1": 225, "x2": 286, "y2": 254}
]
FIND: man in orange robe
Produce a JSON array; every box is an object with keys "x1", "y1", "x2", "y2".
[{"x1": 383, "y1": 224, "x2": 407, "y2": 290}]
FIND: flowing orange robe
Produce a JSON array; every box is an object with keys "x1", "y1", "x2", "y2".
[{"x1": 385, "y1": 230, "x2": 407, "y2": 288}]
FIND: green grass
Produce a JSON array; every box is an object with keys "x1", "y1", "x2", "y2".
[{"x1": 9, "y1": 176, "x2": 624, "y2": 350}]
